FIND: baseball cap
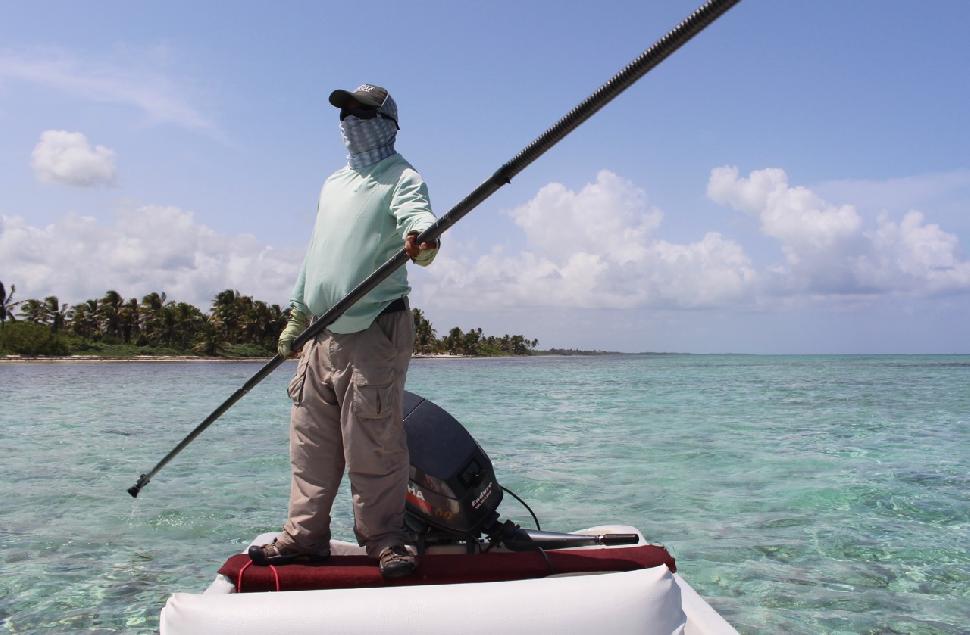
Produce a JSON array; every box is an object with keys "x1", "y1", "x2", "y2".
[{"x1": 329, "y1": 84, "x2": 399, "y2": 127}]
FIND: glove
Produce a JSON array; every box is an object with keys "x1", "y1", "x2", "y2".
[
  {"x1": 413, "y1": 243, "x2": 439, "y2": 267},
  {"x1": 405, "y1": 231, "x2": 440, "y2": 267},
  {"x1": 278, "y1": 308, "x2": 308, "y2": 357}
]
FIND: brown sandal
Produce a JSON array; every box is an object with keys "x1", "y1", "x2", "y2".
[
  {"x1": 248, "y1": 539, "x2": 330, "y2": 566},
  {"x1": 378, "y1": 545, "x2": 416, "y2": 579}
]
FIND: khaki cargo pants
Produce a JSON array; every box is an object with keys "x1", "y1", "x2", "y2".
[{"x1": 276, "y1": 305, "x2": 415, "y2": 558}]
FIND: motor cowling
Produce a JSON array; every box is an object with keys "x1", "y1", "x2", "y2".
[{"x1": 403, "y1": 392, "x2": 503, "y2": 538}]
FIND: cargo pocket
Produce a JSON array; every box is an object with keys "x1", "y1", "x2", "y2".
[
  {"x1": 348, "y1": 369, "x2": 405, "y2": 472},
  {"x1": 286, "y1": 346, "x2": 312, "y2": 405},
  {"x1": 351, "y1": 380, "x2": 394, "y2": 419},
  {"x1": 350, "y1": 356, "x2": 398, "y2": 415}
]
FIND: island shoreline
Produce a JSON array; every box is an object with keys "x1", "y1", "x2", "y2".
[{"x1": 0, "y1": 353, "x2": 542, "y2": 363}]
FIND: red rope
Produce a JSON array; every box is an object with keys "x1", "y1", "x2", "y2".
[
  {"x1": 236, "y1": 559, "x2": 253, "y2": 592},
  {"x1": 235, "y1": 559, "x2": 281, "y2": 592}
]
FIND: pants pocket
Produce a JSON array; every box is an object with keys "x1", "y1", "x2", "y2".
[
  {"x1": 373, "y1": 309, "x2": 416, "y2": 356},
  {"x1": 348, "y1": 374, "x2": 406, "y2": 473},
  {"x1": 287, "y1": 345, "x2": 313, "y2": 405},
  {"x1": 351, "y1": 380, "x2": 394, "y2": 419}
]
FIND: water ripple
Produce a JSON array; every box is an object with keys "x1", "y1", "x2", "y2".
[{"x1": 0, "y1": 355, "x2": 968, "y2": 633}]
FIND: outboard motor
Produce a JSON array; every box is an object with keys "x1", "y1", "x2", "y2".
[
  {"x1": 402, "y1": 392, "x2": 638, "y2": 553},
  {"x1": 402, "y1": 392, "x2": 502, "y2": 546}
]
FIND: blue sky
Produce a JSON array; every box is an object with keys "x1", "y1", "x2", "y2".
[{"x1": 2, "y1": 1, "x2": 969, "y2": 353}]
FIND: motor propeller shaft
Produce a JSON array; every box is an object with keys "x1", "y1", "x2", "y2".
[{"x1": 488, "y1": 519, "x2": 640, "y2": 551}]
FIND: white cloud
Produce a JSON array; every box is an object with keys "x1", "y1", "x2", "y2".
[
  {"x1": 0, "y1": 50, "x2": 213, "y2": 131},
  {"x1": 0, "y1": 206, "x2": 301, "y2": 308},
  {"x1": 418, "y1": 171, "x2": 756, "y2": 310},
  {"x1": 5, "y1": 166, "x2": 966, "y2": 320},
  {"x1": 707, "y1": 166, "x2": 861, "y2": 260},
  {"x1": 855, "y1": 211, "x2": 970, "y2": 294},
  {"x1": 31, "y1": 130, "x2": 117, "y2": 186},
  {"x1": 511, "y1": 170, "x2": 662, "y2": 265},
  {"x1": 420, "y1": 167, "x2": 970, "y2": 312},
  {"x1": 707, "y1": 166, "x2": 970, "y2": 297}
]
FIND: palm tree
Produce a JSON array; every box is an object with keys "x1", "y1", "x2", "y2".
[
  {"x1": 158, "y1": 302, "x2": 180, "y2": 347},
  {"x1": 168, "y1": 302, "x2": 204, "y2": 349},
  {"x1": 140, "y1": 291, "x2": 166, "y2": 345},
  {"x1": 462, "y1": 327, "x2": 483, "y2": 356},
  {"x1": 68, "y1": 301, "x2": 98, "y2": 339},
  {"x1": 84, "y1": 299, "x2": 100, "y2": 338},
  {"x1": 267, "y1": 304, "x2": 286, "y2": 345},
  {"x1": 211, "y1": 289, "x2": 241, "y2": 343},
  {"x1": 98, "y1": 290, "x2": 124, "y2": 341},
  {"x1": 411, "y1": 308, "x2": 437, "y2": 354},
  {"x1": 234, "y1": 294, "x2": 256, "y2": 343},
  {"x1": 0, "y1": 282, "x2": 21, "y2": 327},
  {"x1": 193, "y1": 315, "x2": 227, "y2": 356},
  {"x1": 19, "y1": 298, "x2": 48, "y2": 324},
  {"x1": 445, "y1": 326, "x2": 464, "y2": 355},
  {"x1": 43, "y1": 296, "x2": 68, "y2": 334},
  {"x1": 510, "y1": 335, "x2": 531, "y2": 355},
  {"x1": 249, "y1": 299, "x2": 283, "y2": 347},
  {"x1": 118, "y1": 297, "x2": 140, "y2": 343}
]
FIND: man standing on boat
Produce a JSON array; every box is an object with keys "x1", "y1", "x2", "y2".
[{"x1": 249, "y1": 84, "x2": 439, "y2": 579}]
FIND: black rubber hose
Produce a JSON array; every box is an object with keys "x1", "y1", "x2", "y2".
[{"x1": 501, "y1": 485, "x2": 542, "y2": 531}]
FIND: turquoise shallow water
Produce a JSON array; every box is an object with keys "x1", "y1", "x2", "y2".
[{"x1": 1, "y1": 355, "x2": 968, "y2": 633}]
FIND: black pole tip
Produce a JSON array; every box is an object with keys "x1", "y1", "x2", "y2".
[{"x1": 128, "y1": 474, "x2": 149, "y2": 498}]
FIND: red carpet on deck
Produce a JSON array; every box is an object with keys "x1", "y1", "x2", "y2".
[{"x1": 220, "y1": 545, "x2": 676, "y2": 593}]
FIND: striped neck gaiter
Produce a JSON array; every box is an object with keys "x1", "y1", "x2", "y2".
[{"x1": 340, "y1": 116, "x2": 397, "y2": 169}]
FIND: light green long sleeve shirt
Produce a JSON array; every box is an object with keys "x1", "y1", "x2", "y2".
[{"x1": 290, "y1": 153, "x2": 438, "y2": 333}]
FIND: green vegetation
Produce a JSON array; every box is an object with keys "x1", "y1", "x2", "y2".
[
  {"x1": 0, "y1": 286, "x2": 289, "y2": 358},
  {"x1": 0, "y1": 282, "x2": 20, "y2": 327},
  {"x1": 411, "y1": 308, "x2": 537, "y2": 356},
  {"x1": 0, "y1": 282, "x2": 538, "y2": 358},
  {"x1": 0, "y1": 321, "x2": 69, "y2": 356}
]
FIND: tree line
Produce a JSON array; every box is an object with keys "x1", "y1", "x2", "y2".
[
  {"x1": 0, "y1": 282, "x2": 537, "y2": 357},
  {"x1": 411, "y1": 308, "x2": 538, "y2": 356}
]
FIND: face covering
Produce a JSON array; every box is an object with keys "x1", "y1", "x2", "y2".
[{"x1": 340, "y1": 116, "x2": 397, "y2": 169}]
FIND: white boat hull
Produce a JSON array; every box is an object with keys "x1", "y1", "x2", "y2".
[{"x1": 160, "y1": 526, "x2": 736, "y2": 635}]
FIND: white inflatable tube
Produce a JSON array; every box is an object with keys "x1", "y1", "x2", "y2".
[
  {"x1": 162, "y1": 566, "x2": 686, "y2": 635},
  {"x1": 161, "y1": 525, "x2": 737, "y2": 635}
]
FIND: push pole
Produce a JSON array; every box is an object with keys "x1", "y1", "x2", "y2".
[{"x1": 128, "y1": 0, "x2": 741, "y2": 498}]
